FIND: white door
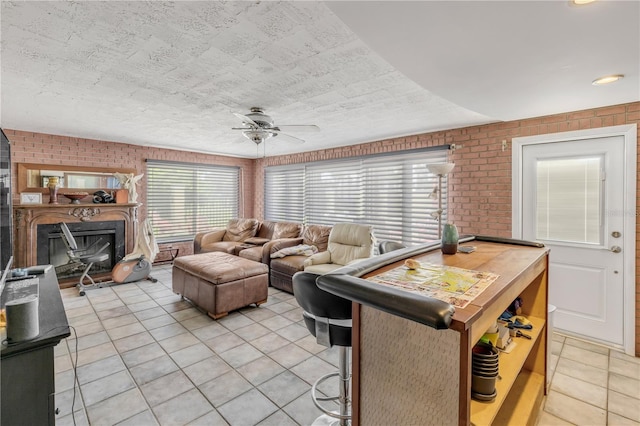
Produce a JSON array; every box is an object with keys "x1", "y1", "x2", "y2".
[
  {"x1": 513, "y1": 125, "x2": 636, "y2": 353},
  {"x1": 521, "y1": 136, "x2": 624, "y2": 347}
]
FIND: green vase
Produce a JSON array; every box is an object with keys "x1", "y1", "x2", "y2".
[{"x1": 441, "y1": 223, "x2": 459, "y2": 254}]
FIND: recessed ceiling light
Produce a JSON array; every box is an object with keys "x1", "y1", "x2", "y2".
[
  {"x1": 592, "y1": 74, "x2": 624, "y2": 85},
  {"x1": 573, "y1": 0, "x2": 596, "y2": 5}
]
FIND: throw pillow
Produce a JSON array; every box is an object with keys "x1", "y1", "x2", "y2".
[{"x1": 270, "y1": 244, "x2": 318, "y2": 259}]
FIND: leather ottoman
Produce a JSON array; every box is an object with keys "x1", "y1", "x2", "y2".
[{"x1": 172, "y1": 252, "x2": 268, "y2": 319}]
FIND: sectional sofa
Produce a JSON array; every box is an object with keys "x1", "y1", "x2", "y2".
[{"x1": 193, "y1": 219, "x2": 332, "y2": 293}]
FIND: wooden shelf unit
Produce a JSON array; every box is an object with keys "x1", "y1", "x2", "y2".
[{"x1": 351, "y1": 240, "x2": 549, "y2": 426}]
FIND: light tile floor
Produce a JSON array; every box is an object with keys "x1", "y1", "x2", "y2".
[
  {"x1": 537, "y1": 333, "x2": 640, "y2": 425},
  {"x1": 53, "y1": 264, "x2": 640, "y2": 425}
]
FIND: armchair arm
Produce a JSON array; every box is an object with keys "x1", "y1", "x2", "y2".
[
  {"x1": 194, "y1": 227, "x2": 226, "y2": 253},
  {"x1": 346, "y1": 257, "x2": 370, "y2": 266},
  {"x1": 303, "y1": 250, "x2": 331, "y2": 267}
]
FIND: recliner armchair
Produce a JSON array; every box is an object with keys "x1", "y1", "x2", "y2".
[
  {"x1": 303, "y1": 223, "x2": 375, "y2": 275},
  {"x1": 193, "y1": 218, "x2": 260, "y2": 254}
]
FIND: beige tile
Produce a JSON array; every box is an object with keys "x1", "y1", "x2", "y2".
[
  {"x1": 181, "y1": 314, "x2": 215, "y2": 331},
  {"x1": 609, "y1": 390, "x2": 640, "y2": 422},
  {"x1": 564, "y1": 337, "x2": 610, "y2": 355},
  {"x1": 76, "y1": 355, "x2": 126, "y2": 385},
  {"x1": 609, "y1": 372, "x2": 640, "y2": 399},
  {"x1": 140, "y1": 370, "x2": 194, "y2": 406},
  {"x1": 561, "y1": 344, "x2": 609, "y2": 370},
  {"x1": 76, "y1": 341, "x2": 118, "y2": 367},
  {"x1": 86, "y1": 388, "x2": 148, "y2": 425},
  {"x1": 550, "y1": 372, "x2": 607, "y2": 409},
  {"x1": 536, "y1": 410, "x2": 574, "y2": 425},
  {"x1": 152, "y1": 388, "x2": 214, "y2": 425},
  {"x1": 121, "y1": 342, "x2": 166, "y2": 368},
  {"x1": 129, "y1": 354, "x2": 180, "y2": 386},
  {"x1": 608, "y1": 412, "x2": 640, "y2": 426},
  {"x1": 170, "y1": 307, "x2": 201, "y2": 322},
  {"x1": 250, "y1": 332, "x2": 292, "y2": 354},
  {"x1": 117, "y1": 409, "x2": 160, "y2": 426},
  {"x1": 551, "y1": 332, "x2": 566, "y2": 343},
  {"x1": 610, "y1": 350, "x2": 640, "y2": 365},
  {"x1": 113, "y1": 331, "x2": 155, "y2": 353},
  {"x1": 610, "y1": 356, "x2": 640, "y2": 380},
  {"x1": 190, "y1": 322, "x2": 229, "y2": 340},
  {"x1": 269, "y1": 343, "x2": 313, "y2": 369},
  {"x1": 205, "y1": 332, "x2": 245, "y2": 354},
  {"x1": 182, "y1": 356, "x2": 232, "y2": 386},
  {"x1": 186, "y1": 409, "x2": 228, "y2": 426},
  {"x1": 101, "y1": 313, "x2": 139, "y2": 330},
  {"x1": 170, "y1": 342, "x2": 215, "y2": 368},
  {"x1": 198, "y1": 370, "x2": 253, "y2": 407},
  {"x1": 555, "y1": 357, "x2": 608, "y2": 387},
  {"x1": 217, "y1": 312, "x2": 255, "y2": 331},
  {"x1": 157, "y1": 332, "x2": 200, "y2": 353},
  {"x1": 237, "y1": 356, "x2": 286, "y2": 386},
  {"x1": 219, "y1": 342, "x2": 263, "y2": 368},
  {"x1": 106, "y1": 321, "x2": 147, "y2": 341},
  {"x1": 217, "y1": 388, "x2": 278, "y2": 425},
  {"x1": 80, "y1": 370, "x2": 136, "y2": 406},
  {"x1": 543, "y1": 390, "x2": 606, "y2": 425}
]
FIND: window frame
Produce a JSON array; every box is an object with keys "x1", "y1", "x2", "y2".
[
  {"x1": 146, "y1": 160, "x2": 240, "y2": 243},
  {"x1": 264, "y1": 147, "x2": 450, "y2": 245}
]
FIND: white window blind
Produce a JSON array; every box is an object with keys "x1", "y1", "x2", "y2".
[
  {"x1": 265, "y1": 148, "x2": 448, "y2": 245},
  {"x1": 146, "y1": 160, "x2": 239, "y2": 243}
]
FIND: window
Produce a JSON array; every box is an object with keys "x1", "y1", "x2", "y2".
[
  {"x1": 146, "y1": 160, "x2": 239, "y2": 243},
  {"x1": 535, "y1": 156, "x2": 602, "y2": 244},
  {"x1": 265, "y1": 148, "x2": 449, "y2": 245}
]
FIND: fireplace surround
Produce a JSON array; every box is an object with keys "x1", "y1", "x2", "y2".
[{"x1": 13, "y1": 203, "x2": 138, "y2": 283}]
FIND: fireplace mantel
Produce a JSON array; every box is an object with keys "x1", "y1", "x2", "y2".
[{"x1": 13, "y1": 203, "x2": 139, "y2": 268}]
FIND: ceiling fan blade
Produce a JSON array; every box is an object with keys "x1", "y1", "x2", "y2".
[
  {"x1": 275, "y1": 132, "x2": 306, "y2": 143},
  {"x1": 233, "y1": 112, "x2": 259, "y2": 128},
  {"x1": 277, "y1": 125, "x2": 320, "y2": 132}
]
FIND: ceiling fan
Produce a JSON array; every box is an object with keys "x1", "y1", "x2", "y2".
[{"x1": 232, "y1": 107, "x2": 320, "y2": 145}]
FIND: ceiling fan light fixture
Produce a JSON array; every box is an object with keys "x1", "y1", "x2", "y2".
[
  {"x1": 242, "y1": 129, "x2": 276, "y2": 145},
  {"x1": 592, "y1": 74, "x2": 624, "y2": 85}
]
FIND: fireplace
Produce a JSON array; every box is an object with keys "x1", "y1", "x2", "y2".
[
  {"x1": 36, "y1": 221, "x2": 125, "y2": 280},
  {"x1": 13, "y1": 203, "x2": 138, "y2": 286}
]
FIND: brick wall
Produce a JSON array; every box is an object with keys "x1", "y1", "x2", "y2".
[
  {"x1": 256, "y1": 101, "x2": 640, "y2": 355},
  {"x1": 4, "y1": 101, "x2": 639, "y2": 354},
  {"x1": 5, "y1": 130, "x2": 256, "y2": 223}
]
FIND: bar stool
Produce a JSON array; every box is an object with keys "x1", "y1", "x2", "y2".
[{"x1": 293, "y1": 271, "x2": 352, "y2": 426}]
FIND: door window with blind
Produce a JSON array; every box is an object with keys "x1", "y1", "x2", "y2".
[
  {"x1": 265, "y1": 148, "x2": 449, "y2": 245},
  {"x1": 146, "y1": 160, "x2": 239, "y2": 243}
]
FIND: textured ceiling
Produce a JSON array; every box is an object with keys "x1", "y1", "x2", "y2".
[{"x1": 1, "y1": 1, "x2": 638, "y2": 158}]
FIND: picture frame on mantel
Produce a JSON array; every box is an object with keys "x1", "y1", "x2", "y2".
[{"x1": 20, "y1": 192, "x2": 42, "y2": 204}]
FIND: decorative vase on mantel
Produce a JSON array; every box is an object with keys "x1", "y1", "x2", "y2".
[
  {"x1": 441, "y1": 223, "x2": 459, "y2": 255},
  {"x1": 48, "y1": 176, "x2": 60, "y2": 204}
]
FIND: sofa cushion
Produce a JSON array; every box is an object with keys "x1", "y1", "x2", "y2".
[
  {"x1": 223, "y1": 218, "x2": 259, "y2": 242},
  {"x1": 238, "y1": 245, "x2": 263, "y2": 262},
  {"x1": 273, "y1": 222, "x2": 303, "y2": 240},
  {"x1": 270, "y1": 255, "x2": 308, "y2": 276},
  {"x1": 302, "y1": 225, "x2": 332, "y2": 252},
  {"x1": 255, "y1": 221, "x2": 276, "y2": 240}
]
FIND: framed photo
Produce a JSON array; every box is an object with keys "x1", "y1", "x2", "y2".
[{"x1": 20, "y1": 192, "x2": 42, "y2": 204}]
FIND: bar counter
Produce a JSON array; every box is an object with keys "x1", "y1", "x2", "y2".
[{"x1": 317, "y1": 236, "x2": 549, "y2": 426}]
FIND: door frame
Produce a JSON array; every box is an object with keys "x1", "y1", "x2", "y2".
[{"x1": 512, "y1": 124, "x2": 637, "y2": 355}]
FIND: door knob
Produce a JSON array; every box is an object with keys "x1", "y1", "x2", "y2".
[{"x1": 610, "y1": 246, "x2": 622, "y2": 253}]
